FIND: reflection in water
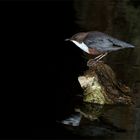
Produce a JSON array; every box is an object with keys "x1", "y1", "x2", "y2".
[{"x1": 63, "y1": 103, "x2": 135, "y2": 139}]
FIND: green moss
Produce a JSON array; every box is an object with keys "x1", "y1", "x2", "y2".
[
  {"x1": 78, "y1": 63, "x2": 132, "y2": 105},
  {"x1": 78, "y1": 75, "x2": 112, "y2": 104}
]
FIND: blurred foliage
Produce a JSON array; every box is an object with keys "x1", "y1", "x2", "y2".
[{"x1": 74, "y1": 0, "x2": 140, "y2": 44}]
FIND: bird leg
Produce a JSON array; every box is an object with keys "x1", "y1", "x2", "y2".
[
  {"x1": 95, "y1": 52, "x2": 108, "y2": 62},
  {"x1": 93, "y1": 54, "x2": 105, "y2": 61},
  {"x1": 87, "y1": 52, "x2": 108, "y2": 67}
]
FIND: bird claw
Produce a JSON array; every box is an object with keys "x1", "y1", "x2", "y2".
[
  {"x1": 87, "y1": 59, "x2": 97, "y2": 67},
  {"x1": 87, "y1": 52, "x2": 108, "y2": 67},
  {"x1": 87, "y1": 59, "x2": 104, "y2": 67}
]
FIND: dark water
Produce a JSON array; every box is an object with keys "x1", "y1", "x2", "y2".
[{"x1": 55, "y1": 104, "x2": 140, "y2": 139}]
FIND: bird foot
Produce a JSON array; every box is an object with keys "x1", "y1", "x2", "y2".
[
  {"x1": 87, "y1": 59, "x2": 95, "y2": 67},
  {"x1": 87, "y1": 52, "x2": 108, "y2": 67}
]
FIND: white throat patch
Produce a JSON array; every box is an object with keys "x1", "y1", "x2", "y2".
[{"x1": 71, "y1": 40, "x2": 89, "y2": 54}]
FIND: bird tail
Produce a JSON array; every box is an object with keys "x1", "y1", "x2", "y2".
[
  {"x1": 109, "y1": 38, "x2": 136, "y2": 49},
  {"x1": 126, "y1": 43, "x2": 135, "y2": 48},
  {"x1": 121, "y1": 42, "x2": 135, "y2": 49}
]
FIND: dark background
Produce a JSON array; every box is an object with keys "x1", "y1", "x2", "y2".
[
  {"x1": 30, "y1": 0, "x2": 86, "y2": 138},
  {"x1": 1, "y1": 0, "x2": 140, "y2": 139},
  {"x1": 1, "y1": 0, "x2": 80, "y2": 139}
]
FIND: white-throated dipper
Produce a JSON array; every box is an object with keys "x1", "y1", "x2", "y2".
[{"x1": 65, "y1": 31, "x2": 135, "y2": 66}]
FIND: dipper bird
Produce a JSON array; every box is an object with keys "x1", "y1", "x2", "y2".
[{"x1": 65, "y1": 31, "x2": 135, "y2": 66}]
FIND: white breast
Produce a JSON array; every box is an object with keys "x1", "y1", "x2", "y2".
[{"x1": 71, "y1": 40, "x2": 90, "y2": 54}]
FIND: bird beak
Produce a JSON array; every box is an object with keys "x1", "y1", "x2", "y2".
[{"x1": 65, "y1": 38, "x2": 70, "y2": 41}]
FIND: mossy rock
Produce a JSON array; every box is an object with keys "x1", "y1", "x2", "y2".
[{"x1": 78, "y1": 62, "x2": 132, "y2": 105}]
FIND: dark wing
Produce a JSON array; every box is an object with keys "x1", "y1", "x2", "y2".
[
  {"x1": 84, "y1": 31, "x2": 135, "y2": 52},
  {"x1": 108, "y1": 36, "x2": 135, "y2": 48}
]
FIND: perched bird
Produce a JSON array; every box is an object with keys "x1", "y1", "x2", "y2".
[{"x1": 65, "y1": 31, "x2": 135, "y2": 66}]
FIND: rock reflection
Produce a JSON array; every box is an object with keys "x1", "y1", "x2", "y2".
[{"x1": 63, "y1": 103, "x2": 134, "y2": 138}]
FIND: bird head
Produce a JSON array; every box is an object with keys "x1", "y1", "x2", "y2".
[
  {"x1": 65, "y1": 32, "x2": 91, "y2": 54},
  {"x1": 65, "y1": 32, "x2": 88, "y2": 43}
]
